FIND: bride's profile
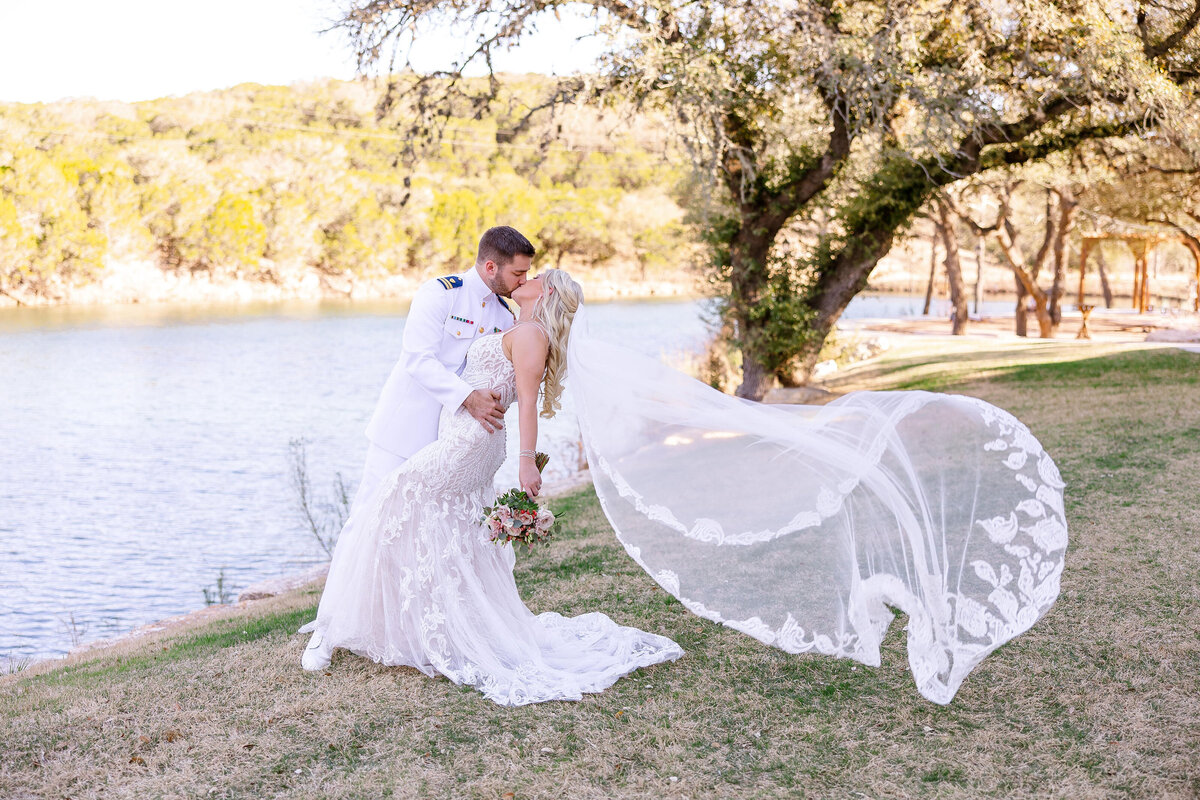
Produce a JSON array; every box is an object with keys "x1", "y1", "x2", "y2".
[{"x1": 301, "y1": 265, "x2": 1067, "y2": 708}]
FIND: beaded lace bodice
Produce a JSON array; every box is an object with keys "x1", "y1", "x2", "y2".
[{"x1": 462, "y1": 332, "x2": 518, "y2": 410}]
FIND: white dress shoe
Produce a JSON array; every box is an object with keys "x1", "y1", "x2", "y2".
[{"x1": 301, "y1": 630, "x2": 332, "y2": 671}]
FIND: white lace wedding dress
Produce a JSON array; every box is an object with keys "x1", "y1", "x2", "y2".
[
  {"x1": 565, "y1": 306, "x2": 1068, "y2": 705},
  {"x1": 302, "y1": 330, "x2": 683, "y2": 706}
]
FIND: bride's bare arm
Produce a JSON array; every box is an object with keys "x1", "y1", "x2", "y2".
[{"x1": 508, "y1": 325, "x2": 550, "y2": 496}]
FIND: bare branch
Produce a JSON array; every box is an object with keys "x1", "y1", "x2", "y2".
[
  {"x1": 941, "y1": 182, "x2": 1017, "y2": 235},
  {"x1": 1143, "y1": 0, "x2": 1200, "y2": 60}
]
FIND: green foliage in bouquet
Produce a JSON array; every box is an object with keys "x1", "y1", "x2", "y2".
[
  {"x1": 481, "y1": 452, "x2": 558, "y2": 551},
  {"x1": 490, "y1": 487, "x2": 539, "y2": 516}
]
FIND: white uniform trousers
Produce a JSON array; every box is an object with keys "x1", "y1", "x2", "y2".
[{"x1": 349, "y1": 443, "x2": 408, "y2": 516}]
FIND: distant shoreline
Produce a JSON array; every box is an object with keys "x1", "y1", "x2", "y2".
[
  {"x1": 8, "y1": 248, "x2": 1192, "y2": 314},
  {"x1": 0, "y1": 258, "x2": 704, "y2": 311}
]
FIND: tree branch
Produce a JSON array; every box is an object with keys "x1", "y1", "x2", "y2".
[
  {"x1": 942, "y1": 182, "x2": 1016, "y2": 235},
  {"x1": 1154, "y1": 215, "x2": 1200, "y2": 254},
  {"x1": 495, "y1": 77, "x2": 590, "y2": 143},
  {"x1": 1143, "y1": 0, "x2": 1200, "y2": 60},
  {"x1": 975, "y1": 118, "x2": 1147, "y2": 172},
  {"x1": 995, "y1": 214, "x2": 1049, "y2": 304},
  {"x1": 747, "y1": 83, "x2": 854, "y2": 231},
  {"x1": 968, "y1": 90, "x2": 1135, "y2": 159}
]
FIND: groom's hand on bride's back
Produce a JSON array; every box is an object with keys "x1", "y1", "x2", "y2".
[{"x1": 464, "y1": 390, "x2": 505, "y2": 433}]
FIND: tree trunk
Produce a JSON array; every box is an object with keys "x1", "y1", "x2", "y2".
[
  {"x1": 729, "y1": 233, "x2": 777, "y2": 400},
  {"x1": 974, "y1": 235, "x2": 984, "y2": 314},
  {"x1": 935, "y1": 196, "x2": 968, "y2": 334},
  {"x1": 736, "y1": 350, "x2": 774, "y2": 399},
  {"x1": 1013, "y1": 281, "x2": 1053, "y2": 337},
  {"x1": 1095, "y1": 244, "x2": 1114, "y2": 307},
  {"x1": 1033, "y1": 295, "x2": 1054, "y2": 337},
  {"x1": 781, "y1": 155, "x2": 972, "y2": 385},
  {"x1": 787, "y1": 217, "x2": 909, "y2": 384},
  {"x1": 995, "y1": 217, "x2": 1055, "y2": 339},
  {"x1": 1048, "y1": 188, "x2": 1077, "y2": 330},
  {"x1": 1014, "y1": 275, "x2": 1028, "y2": 337},
  {"x1": 1049, "y1": 261, "x2": 1066, "y2": 330},
  {"x1": 923, "y1": 229, "x2": 937, "y2": 315}
]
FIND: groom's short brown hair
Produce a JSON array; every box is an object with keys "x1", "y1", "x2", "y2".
[{"x1": 476, "y1": 226, "x2": 535, "y2": 267}]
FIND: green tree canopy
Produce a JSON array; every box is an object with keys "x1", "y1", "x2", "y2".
[{"x1": 0, "y1": 78, "x2": 690, "y2": 303}]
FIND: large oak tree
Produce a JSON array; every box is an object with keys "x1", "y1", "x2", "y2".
[{"x1": 332, "y1": 0, "x2": 1200, "y2": 397}]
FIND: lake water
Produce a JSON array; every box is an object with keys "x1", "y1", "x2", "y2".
[
  {"x1": 0, "y1": 291, "x2": 995, "y2": 666},
  {"x1": 0, "y1": 297, "x2": 721, "y2": 666}
]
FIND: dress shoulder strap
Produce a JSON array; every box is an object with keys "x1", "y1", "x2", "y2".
[{"x1": 509, "y1": 320, "x2": 549, "y2": 339}]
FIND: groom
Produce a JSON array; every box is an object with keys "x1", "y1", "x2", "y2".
[
  {"x1": 357, "y1": 225, "x2": 535, "y2": 508},
  {"x1": 302, "y1": 225, "x2": 534, "y2": 670}
]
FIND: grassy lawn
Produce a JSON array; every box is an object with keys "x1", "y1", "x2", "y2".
[{"x1": 3, "y1": 343, "x2": 1198, "y2": 799}]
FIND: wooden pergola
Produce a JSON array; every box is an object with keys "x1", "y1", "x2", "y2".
[{"x1": 1078, "y1": 232, "x2": 1200, "y2": 312}]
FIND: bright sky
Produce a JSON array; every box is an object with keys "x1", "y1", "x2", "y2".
[{"x1": 0, "y1": 0, "x2": 604, "y2": 104}]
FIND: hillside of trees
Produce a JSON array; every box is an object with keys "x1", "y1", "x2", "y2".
[{"x1": 0, "y1": 76, "x2": 696, "y2": 306}]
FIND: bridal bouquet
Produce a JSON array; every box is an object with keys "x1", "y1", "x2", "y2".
[{"x1": 483, "y1": 452, "x2": 556, "y2": 550}]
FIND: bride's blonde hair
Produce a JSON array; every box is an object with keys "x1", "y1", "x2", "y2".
[{"x1": 532, "y1": 268, "x2": 583, "y2": 418}]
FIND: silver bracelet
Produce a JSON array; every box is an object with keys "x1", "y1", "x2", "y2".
[{"x1": 519, "y1": 450, "x2": 537, "y2": 459}]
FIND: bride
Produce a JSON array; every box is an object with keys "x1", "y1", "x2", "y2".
[
  {"x1": 299, "y1": 268, "x2": 684, "y2": 706},
  {"x1": 302, "y1": 268, "x2": 1067, "y2": 708}
]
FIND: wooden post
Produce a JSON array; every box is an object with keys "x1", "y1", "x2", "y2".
[
  {"x1": 1140, "y1": 257, "x2": 1149, "y2": 312},
  {"x1": 1076, "y1": 304, "x2": 1094, "y2": 340},
  {"x1": 1140, "y1": 256, "x2": 1150, "y2": 312},
  {"x1": 1132, "y1": 256, "x2": 1142, "y2": 310},
  {"x1": 1143, "y1": 241, "x2": 1162, "y2": 312},
  {"x1": 1129, "y1": 239, "x2": 1147, "y2": 312},
  {"x1": 1077, "y1": 237, "x2": 1093, "y2": 306}
]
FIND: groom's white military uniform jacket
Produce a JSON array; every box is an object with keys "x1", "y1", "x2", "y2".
[{"x1": 365, "y1": 267, "x2": 515, "y2": 459}]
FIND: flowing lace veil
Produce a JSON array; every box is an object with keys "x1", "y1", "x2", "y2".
[{"x1": 565, "y1": 304, "x2": 1066, "y2": 704}]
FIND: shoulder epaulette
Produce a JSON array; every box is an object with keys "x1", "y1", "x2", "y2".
[
  {"x1": 436, "y1": 275, "x2": 464, "y2": 290},
  {"x1": 500, "y1": 297, "x2": 517, "y2": 316}
]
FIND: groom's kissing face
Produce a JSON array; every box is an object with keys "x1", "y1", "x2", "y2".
[{"x1": 491, "y1": 254, "x2": 532, "y2": 298}]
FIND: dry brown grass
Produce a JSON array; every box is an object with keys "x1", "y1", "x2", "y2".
[{"x1": 3, "y1": 343, "x2": 1199, "y2": 799}]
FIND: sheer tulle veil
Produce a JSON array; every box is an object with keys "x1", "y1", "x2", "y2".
[{"x1": 564, "y1": 304, "x2": 1067, "y2": 704}]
